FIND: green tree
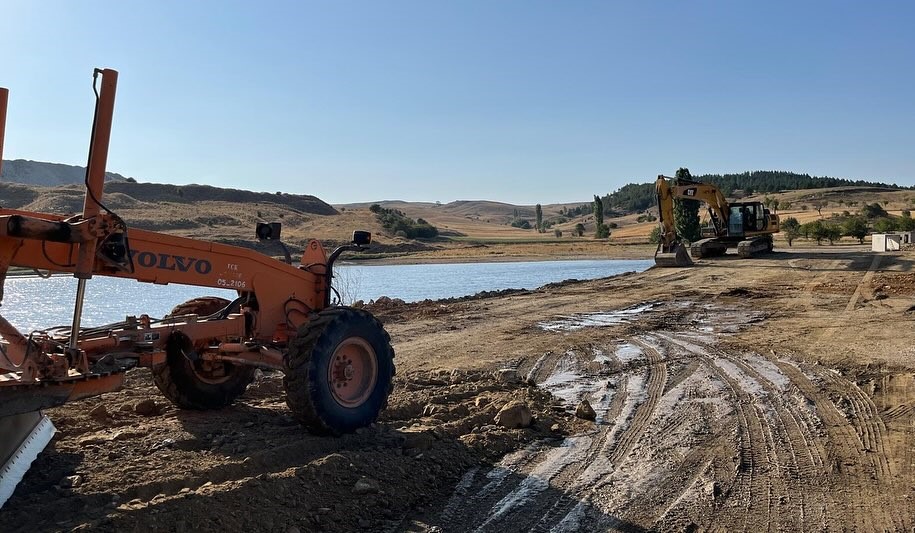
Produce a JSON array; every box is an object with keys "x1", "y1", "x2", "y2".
[
  {"x1": 574, "y1": 223, "x2": 586, "y2": 237},
  {"x1": 369, "y1": 203, "x2": 382, "y2": 213},
  {"x1": 593, "y1": 195, "x2": 608, "y2": 238},
  {"x1": 843, "y1": 217, "x2": 868, "y2": 244},
  {"x1": 782, "y1": 217, "x2": 801, "y2": 247},
  {"x1": 805, "y1": 220, "x2": 827, "y2": 244},
  {"x1": 673, "y1": 168, "x2": 702, "y2": 242},
  {"x1": 824, "y1": 223, "x2": 842, "y2": 244},
  {"x1": 811, "y1": 199, "x2": 828, "y2": 216},
  {"x1": 873, "y1": 217, "x2": 896, "y2": 233},
  {"x1": 898, "y1": 216, "x2": 915, "y2": 231},
  {"x1": 535, "y1": 204, "x2": 543, "y2": 232},
  {"x1": 649, "y1": 225, "x2": 662, "y2": 244},
  {"x1": 592, "y1": 195, "x2": 604, "y2": 227},
  {"x1": 861, "y1": 203, "x2": 888, "y2": 219}
]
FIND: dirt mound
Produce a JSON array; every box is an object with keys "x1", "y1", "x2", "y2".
[
  {"x1": 0, "y1": 183, "x2": 40, "y2": 209},
  {"x1": 104, "y1": 182, "x2": 338, "y2": 216},
  {"x1": 3, "y1": 368, "x2": 575, "y2": 532},
  {"x1": 21, "y1": 190, "x2": 86, "y2": 214}
]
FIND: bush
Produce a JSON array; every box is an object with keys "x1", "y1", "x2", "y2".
[
  {"x1": 373, "y1": 206, "x2": 439, "y2": 238},
  {"x1": 861, "y1": 203, "x2": 888, "y2": 219}
]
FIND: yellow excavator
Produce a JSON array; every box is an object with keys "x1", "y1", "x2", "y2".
[{"x1": 655, "y1": 175, "x2": 780, "y2": 267}]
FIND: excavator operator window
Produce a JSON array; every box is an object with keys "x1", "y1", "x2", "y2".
[{"x1": 745, "y1": 205, "x2": 758, "y2": 231}]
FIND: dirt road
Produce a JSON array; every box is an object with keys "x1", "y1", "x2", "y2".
[{"x1": 4, "y1": 246, "x2": 914, "y2": 531}]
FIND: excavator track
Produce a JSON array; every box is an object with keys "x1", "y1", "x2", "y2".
[
  {"x1": 737, "y1": 236, "x2": 774, "y2": 258},
  {"x1": 690, "y1": 238, "x2": 728, "y2": 259}
]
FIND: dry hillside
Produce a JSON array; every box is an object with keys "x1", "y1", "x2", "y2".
[{"x1": 3, "y1": 180, "x2": 913, "y2": 261}]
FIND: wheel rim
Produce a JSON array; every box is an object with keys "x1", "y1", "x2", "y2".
[
  {"x1": 192, "y1": 358, "x2": 234, "y2": 385},
  {"x1": 327, "y1": 337, "x2": 378, "y2": 408}
]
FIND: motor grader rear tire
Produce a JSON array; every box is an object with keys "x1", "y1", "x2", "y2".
[
  {"x1": 284, "y1": 307, "x2": 395, "y2": 435},
  {"x1": 152, "y1": 297, "x2": 256, "y2": 410}
]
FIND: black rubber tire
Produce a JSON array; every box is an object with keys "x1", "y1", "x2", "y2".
[
  {"x1": 283, "y1": 307, "x2": 395, "y2": 435},
  {"x1": 152, "y1": 297, "x2": 256, "y2": 410}
]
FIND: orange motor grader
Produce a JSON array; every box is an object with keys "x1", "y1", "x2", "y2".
[{"x1": 0, "y1": 69, "x2": 395, "y2": 503}]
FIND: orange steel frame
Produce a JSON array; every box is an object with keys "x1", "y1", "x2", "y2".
[{"x1": 0, "y1": 69, "x2": 332, "y2": 403}]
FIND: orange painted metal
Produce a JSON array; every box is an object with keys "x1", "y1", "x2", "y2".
[
  {"x1": 0, "y1": 222, "x2": 327, "y2": 341},
  {"x1": 75, "y1": 69, "x2": 118, "y2": 279},
  {"x1": 0, "y1": 67, "x2": 336, "y2": 410}
]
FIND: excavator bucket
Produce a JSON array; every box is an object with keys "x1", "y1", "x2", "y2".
[
  {"x1": 654, "y1": 243, "x2": 694, "y2": 268},
  {"x1": 0, "y1": 411, "x2": 56, "y2": 507}
]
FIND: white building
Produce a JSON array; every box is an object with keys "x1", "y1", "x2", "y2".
[{"x1": 872, "y1": 233, "x2": 902, "y2": 252}]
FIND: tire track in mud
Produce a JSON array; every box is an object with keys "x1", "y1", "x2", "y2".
[
  {"x1": 772, "y1": 360, "x2": 900, "y2": 532},
  {"x1": 432, "y1": 336, "x2": 673, "y2": 533},
  {"x1": 607, "y1": 339, "x2": 666, "y2": 466},
  {"x1": 813, "y1": 366, "x2": 893, "y2": 477},
  {"x1": 529, "y1": 340, "x2": 668, "y2": 532},
  {"x1": 651, "y1": 333, "x2": 786, "y2": 532},
  {"x1": 435, "y1": 348, "x2": 629, "y2": 533},
  {"x1": 498, "y1": 375, "x2": 630, "y2": 533},
  {"x1": 685, "y1": 340, "x2": 833, "y2": 530}
]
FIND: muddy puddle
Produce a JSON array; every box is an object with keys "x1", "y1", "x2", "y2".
[{"x1": 537, "y1": 302, "x2": 659, "y2": 332}]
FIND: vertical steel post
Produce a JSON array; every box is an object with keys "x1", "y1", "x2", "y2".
[
  {"x1": 69, "y1": 69, "x2": 118, "y2": 356},
  {"x1": 74, "y1": 68, "x2": 118, "y2": 280},
  {"x1": 0, "y1": 87, "x2": 8, "y2": 178}
]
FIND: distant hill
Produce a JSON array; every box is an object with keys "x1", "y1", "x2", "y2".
[
  {"x1": 0, "y1": 181, "x2": 337, "y2": 217},
  {"x1": 1, "y1": 159, "x2": 128, "y2": 186}
]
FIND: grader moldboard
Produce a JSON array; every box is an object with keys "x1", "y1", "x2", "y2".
[{"x1": 0, "y1": 69, "x2": 395, "y2": 506}]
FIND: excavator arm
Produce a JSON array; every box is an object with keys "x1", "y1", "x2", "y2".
[{"x1": 668, "y1": 179, "x2": 730, "y2": 236}]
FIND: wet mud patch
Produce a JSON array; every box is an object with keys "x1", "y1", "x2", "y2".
[{"x1": 537, "y1": 302, "x2": 660, "y2": 332}]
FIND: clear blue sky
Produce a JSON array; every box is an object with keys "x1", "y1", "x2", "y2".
[{"x1": 2, "y1": 1, "x2": 914, "y2": 204}]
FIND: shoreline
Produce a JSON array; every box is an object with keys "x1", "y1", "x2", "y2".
[{"x1": 340, "y1": 252, "x2": 655, "y2": 266}]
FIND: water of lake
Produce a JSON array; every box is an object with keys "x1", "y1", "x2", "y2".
[{"x1": 2, "y1": 259, "x2": 651, "y2": 332}]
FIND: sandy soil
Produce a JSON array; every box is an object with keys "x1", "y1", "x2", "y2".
[{"x1": 4, "y1": 246, "x2": 915, "y2": 531}]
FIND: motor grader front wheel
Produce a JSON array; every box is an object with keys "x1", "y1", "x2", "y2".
[
  {"x1": 284, "y1": 307, "x2": 395, "y2": 435},
  {"x1": 152, "y1": 297, "x2": 256, "y2": 409}
]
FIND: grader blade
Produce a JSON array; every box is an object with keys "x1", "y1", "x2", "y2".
[{"x1": 0, "y1": 411, "x2": 56, "y2": 508}]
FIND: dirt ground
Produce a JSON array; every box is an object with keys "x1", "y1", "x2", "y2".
[{"x1": 3, "y1": 245, "x2": 915, "y2": 532}]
